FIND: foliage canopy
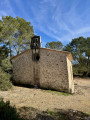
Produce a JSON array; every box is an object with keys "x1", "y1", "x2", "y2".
[
  {"x1": 45, "y1": 41, "x2": 63, "y2": 50},
  {"x1": 64, "y1": 37, "x2": 90, "y2": 76},
  {"x1": 0, "y1": 16, "x2": 34, "y2": 57}
]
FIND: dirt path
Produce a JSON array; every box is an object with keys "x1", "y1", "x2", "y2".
[{"x1": 0, "y1": 78, "x2": 90, "y2": 114}]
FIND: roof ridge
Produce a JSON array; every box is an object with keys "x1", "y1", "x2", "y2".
[{"x1": 11, "y1": 48, "x2": 73, "y2": 61}]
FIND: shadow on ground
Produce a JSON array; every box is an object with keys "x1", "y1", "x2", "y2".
[
  {"x1": 18, "y1": 107, "x2": 90, "y2": 120},
  {"x1": 0, "y1": 98, "x2": 90, "y2": 120}
]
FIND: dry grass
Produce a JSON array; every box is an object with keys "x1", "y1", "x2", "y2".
[{"x1": 0, "y1": 78, "x2": 90, "y2": 119}]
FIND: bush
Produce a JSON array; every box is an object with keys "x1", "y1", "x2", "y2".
[
  {"x1": 1, "y1": 58, "x2": 12, "y2": 73},
  {"x1": 0, "y1": 98, "x2": 23, "y2": 120},
  {"x1": 0, "y1": 67, "x2": 12, "y2": 91}
]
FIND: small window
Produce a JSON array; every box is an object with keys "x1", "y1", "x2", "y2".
[{"x1": 33, "y1": 53, "x2": 40, "y2": 61}]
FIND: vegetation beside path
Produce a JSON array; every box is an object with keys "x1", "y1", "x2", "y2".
[{"x1": 0, "y1": 98, "x2": 90, "y2": 120}]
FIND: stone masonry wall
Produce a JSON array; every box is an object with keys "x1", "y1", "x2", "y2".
[
  {"x1": 11, "y1": 48, "x2": 73, "y2": 93},
  {"x1": 67, "y1": 57, "x2": 74, "y2": 93},
  {"x1": 12, "y1": 50, "x2": 34, "y2": 86},
  {"x1": 39, "y1": 48, "x2": 69, "y2": 92}
]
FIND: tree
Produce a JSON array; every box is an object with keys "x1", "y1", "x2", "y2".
[
  {"x1": 1, "y1": 58, "x2": 12, "y2": 73},
  {"x1": 0, "y1": 16, "x2": 18, "y2": 57},
  {"x1": 45, "y1": 41, "x2": 63, "y2": 50},
  {"x1": 85, "y1": 37, "x2": 90, "y2": 76},
  {"x1": 0, "y1": 45, "x2": 9, "y2": 64},
  {"x1": 0, "y1": 67, "x2": 12, "y2": 91},
  {"x1": 0, "y1": 16, "x2": 34, "y2": 57},
  {"x1": 0, "y1": 46, "x2": 12, "y2": 90},
  {"x1": 64, "y1": 36, "x2": 90, "y2": 76}
]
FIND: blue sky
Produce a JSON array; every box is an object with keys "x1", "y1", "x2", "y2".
[{"x1": 0, "y1": 0, "x2": 90, "y2": 47}]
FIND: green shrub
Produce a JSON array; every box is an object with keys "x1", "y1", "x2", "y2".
[
  {"x1": 0, "y1": 67, "x2": 12, "y2": 91},
  {"x1": 1, "y1": 58, "x2": 12, "y2": 73},
  {"x1": 0, "y1": 98, "x2": 23, "y2": 120}
]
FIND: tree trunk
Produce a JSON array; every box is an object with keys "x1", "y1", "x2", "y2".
[{"x1": 9, "y1": 44, "x2": 12, "y2": 58}]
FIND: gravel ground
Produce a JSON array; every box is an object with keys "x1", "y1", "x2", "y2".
[{"x1": 0, "y1": 78, "x2": 90, "y2": 115}]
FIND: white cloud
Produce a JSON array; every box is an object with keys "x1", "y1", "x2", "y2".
[
  {"x1": 0, "y1": 11, "x2": 7, "y2": 19},
  {"x1": 36, "y1": 0, "x2": 90, "y2": 43},
  {"x1": 76, "y1": 27, "x2": 90, "y2": 35},
  {"x1": 14, "y1": 0, "x2": 28, "y2": 17},
  {"x1": 0, "y1": 0, "x2": 16, "y2": 19},
  {"x1": 38, "y1": 25, "x2": 61, "y2": 41},
  {"x1": 1, "y1": 0, "x2": 90, "y2": 44},
  {"x1": 27, "y1": 0, "x2": 75, "y2": 41}
]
